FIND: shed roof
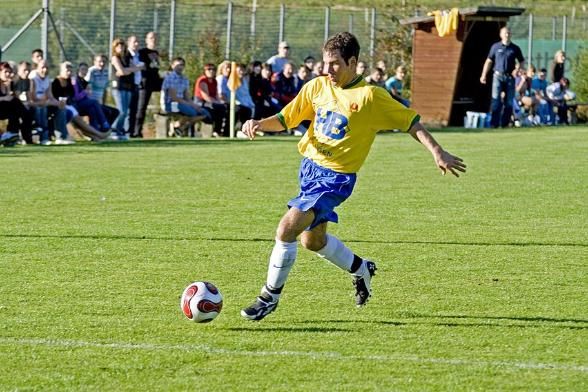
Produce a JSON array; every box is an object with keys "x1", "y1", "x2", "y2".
[{"x1": 400, "y1": 6, "x2": 525, "y2": 26}]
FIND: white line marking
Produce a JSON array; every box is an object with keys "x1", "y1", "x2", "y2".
[{"x1": 0, "y1": 337, "x2": 586, "y2": 372}]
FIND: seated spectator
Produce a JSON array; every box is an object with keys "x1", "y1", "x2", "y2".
[
  {"x1": 194, "y1": 63, "x2": 228, "y2": 137},
  {"x1": 531, "y1": 67, "x2": 551, "y2": 124},
  {"x1": 30, "y1": 60, "x2": 67, "y2": 145},
  {"x1": 546, "y1": 77, "x2": 575, "y2": 125},
  {"x1": 216, "y1": 60, "x2": 231, "y2": 103},
  {"x1": 385, "y1": 65, "x2": 409, "y2": 107},
  {"x1": 356, "y1": 60, "x2": 368, "y2": 77},
  {"x1": 28, "y1": 48, "x2": 44, "y2": 80},
  {"x1": 304, "y1": 56, "x2": 316, "y2": 74},
  {"x1": 86, "y1": 54, "x2": 109, "y2": 104},
  {"x1": 0, "y1": 62, "x2": 33, "y2": 146},
  {"x1": 365, "y1": 67, "x2": 385, "y2": 87},
  {"x1": 71, "y1": 62, "x2": 112, "y2": 133},
  {"x1": 220, "y1": 63, "x2": 255, "y2": 130},
  {"x1": 249, "y1": 62, "x2": 279, "y2": 120},
  {"x1": 161, "y1": 57, "x2": 209, "y2": 135},
  {"x1": 11, "y1": 61, "x2": 35, "y2": 144},
  {"x1": 312, "y1": 61, "x2": 324, "y2": 78},
  {"x1": 514, "y1": 66, "x2": 539, "y2": 126},
  {"x1": 272, "y1": 62, "x2": 297, "y2": 108},
  {"x1": 294, "y1": 64, "x2": 310, "y2": 92}
]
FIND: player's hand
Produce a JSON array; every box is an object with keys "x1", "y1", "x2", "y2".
[
  {"x1": 435, "y1": 150, "x2": 467, "y2": 177},
  {"x1": 241, "y1": 119, "x2": 261, "y2": 140}
]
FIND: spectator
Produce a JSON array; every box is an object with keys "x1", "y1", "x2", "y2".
[
  {"x1": 356, "y1": 60, "x2": 368, "y2": 77},
  {"x1": 365, "y1": 68, "x2": 385, "y2": 87},
  {"x1": 480, "y1": 26, "x2": 525, "y2": 128},
  {"x1": 126, "y1": 35, "x2": 144, "y2": 138},
  {"x1": 294, "y1": 64, "x2": 310, "y2": 92},
  {"x1": 28, "y1": 48, "x2": 44, "y2": 79},
  {"x1": 548, "y1": 50, "x2": 566, "y2": 84},
  {"x1": 11, "y1": 61, "x2": 35, "y2": 144},
  {"x1": 194, "y1": 63, "x2": 228, "y2": 136},
  {"x1": 86, "y1": 54, "x2": 109, "y2": 104},
  {"x1": 135, "y1": 31, "x2": 163, "y2": 138},
  {"x1": 267, "y1": 41, "x2": 291, "y2": 74},
  {"x1": 111, "y1": 38, "x2": 144, "y2": 140},
  {"x1": 546, "y1": 77, "x2": 574, "y2": 125},
  {"x1": 514, "y1": 66, "x2": 539, "y2": 126},
  {"x1": 272, "y1": 62, "x2": 297, "y2": 108},
  {"x1": 161, "y1": 57, "x2": 209, "y2": 135},
  {"x1": 69, "y1": 62, "x2": 111, "y2": 133},
  {"x1": 376, "y1": 60, "x2": 388, "y2": 80},
  {"x1": 216, "y1": 60, "x2": 231, "y2": 103},
  {"x1": 312, "y1": 61, "x2": 324, "y2": 78},
  {"x1": 30, "y1": 60, "x2": 70, "y2": 145},
  {"x1": 0, "y1": 62, "x2": 33, "y2": 146},
  {"x1": 531, "y1": 68, "x2": 552, "y2": 124},
  {"x1": 249, "y1": 62, "x2": 279, "y2": 120},
  {"x1": 385, "y1": 65, "x2": 409, "y2": 107},
  {"x1": 304, "y1": 56, "x2": 316, "y2": 73}
]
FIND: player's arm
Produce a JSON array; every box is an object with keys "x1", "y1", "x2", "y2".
[
  {"x1": 241, "y1": 115, "x2": 285, "y2": 140},
  {"x1": 408, "y1": 121, "x2": 467, "y2": 177}
]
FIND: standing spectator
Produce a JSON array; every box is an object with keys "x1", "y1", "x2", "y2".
[
  {"x1": 28, "y1": 48, "x2": 44, "y2": 79},
  {"x1": 272, "y1": 62, "x2": 297, "y2": 109},
  {"x1": 111, "y1": 38, "x2": 143, "y2": 140},
  {"x1": 135, "y1": 31, "x2": 163, "y2": 138},
  {"x1": 194, "y1": 63, "x2": 228, "y2": 136},
  {"x1": 249, "y1": 63, "x2": 278, "y2": 120},
  {"x1": 0, "y1": 62, "x2": 33, "y2": 146},
  {"x1": 549, "y1": 50, "x2": 566, "y2": 84},
  {"x1": 356, "y1": 61, "x2": 368, "y2": 77},
  {"x1": 11, "y1": 61, "x2": 35, "y2": 144},
  {"x1": 480, "y1": 26, "x2": 525, "y2": 128},
  {"x1": 385, "y1": 65, "x2": 409, "y2": 107},
  {"x1": 126, "y1": 35, "x2": 144, "y2": 138},
  {"x1": 86, "y1": 54, "x2": 109, "y2": 104},
  {"x1": 161, "y1": 57, "x2": 209, "y2": 135},
  {"x1": 267, "y1": 41, "x2": 291, "y2": 74}
]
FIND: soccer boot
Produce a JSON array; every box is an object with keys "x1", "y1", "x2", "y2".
[
  {"x1": 353, "y1": 260, "x2": 377, "y2": 307},
  {"x1": 240, "y1": 292, "x2": 279, "y2": 321}
]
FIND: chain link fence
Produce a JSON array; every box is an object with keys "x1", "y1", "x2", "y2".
[{"x1": 1, "y1": 1, "x2": 587, "y2": 82}]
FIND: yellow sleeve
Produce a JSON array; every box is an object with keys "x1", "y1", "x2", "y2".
[
  {"x1": 370, "y1": 87, "x2": 420, "y2": 132},
  {"x1": 277, "y1": 80, "x2": 316, "y2": 129}
]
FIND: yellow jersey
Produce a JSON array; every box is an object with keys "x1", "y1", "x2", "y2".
[{"x1": 277, "y1": 76, "x2": 420, "y2": 173}]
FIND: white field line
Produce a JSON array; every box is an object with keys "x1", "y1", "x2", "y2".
[{"x1": 0, "y1": 337, "x2": 586, "y2": 373}]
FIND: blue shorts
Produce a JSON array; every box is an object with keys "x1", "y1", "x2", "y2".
[{"x1": 288, "y1": 158, "x2": 356, "y2": 230}]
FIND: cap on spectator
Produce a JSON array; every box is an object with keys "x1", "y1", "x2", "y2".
[{"x1": 279, "y1": 41, "x2": 290, "y2": 49}]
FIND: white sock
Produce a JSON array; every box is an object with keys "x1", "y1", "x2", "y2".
[
  {"x1": 316, "y1": 234, "x2": 358, "y2": 273},
  {"x1": 265, "y1": 239, "x2": 298, "y2": 301}
]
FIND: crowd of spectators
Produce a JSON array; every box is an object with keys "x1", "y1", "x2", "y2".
[{"x1": 1, "y1": 34, "x2": 577, "y2": 147}]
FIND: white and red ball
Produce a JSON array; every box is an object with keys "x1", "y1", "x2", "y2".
[{"x1": 180, "y1": 281, "x2": 223, "y2": 323}]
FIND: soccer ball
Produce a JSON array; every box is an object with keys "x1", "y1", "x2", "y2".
[{"x1": 180, "y1": 281, "x2": 223, "y2": 323}]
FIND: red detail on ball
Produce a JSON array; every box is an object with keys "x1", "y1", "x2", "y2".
[
  {"x1": 204, "y1": 282, "x2": 218, "y2": 295},
  {"x1": 197, "y1": 299, "x2": 223, "y2": 313},
  {"x1": 182, "y1": 284, "x2": 198, "y2": 319}
]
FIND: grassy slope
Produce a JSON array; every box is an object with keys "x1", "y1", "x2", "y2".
[{"x1": 0, "y1": 127, "x2": 587, "y2": 390}]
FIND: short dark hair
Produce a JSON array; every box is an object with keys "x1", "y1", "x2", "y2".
[
  {"x1": 323, "y1": 32, "x2": 360, "y2": 65},
  {"x1": 32, "y1": 48, "x2": 43, "y2": 56},
  {"x1": 78, "y1": 62, "x2": 88, "y2": 68},
  {"x1": 172, "y1": 57, "x2": 185, "y2": 65}
]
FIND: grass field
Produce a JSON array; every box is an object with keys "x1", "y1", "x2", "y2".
[{"x1": 1, "y1": 127, "x2": 587, "y2": 390}]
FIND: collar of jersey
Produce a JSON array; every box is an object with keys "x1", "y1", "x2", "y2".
[{"x1": 341, "y1": 75, "x2": 363, "y2": 89}]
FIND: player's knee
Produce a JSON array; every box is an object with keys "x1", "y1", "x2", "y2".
[{"x1": 300, "y1": 234, "x2": 326, "y2": 251}]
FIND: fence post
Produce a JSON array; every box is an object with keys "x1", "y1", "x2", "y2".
[
  {"x1": 552, "y1": 16, "x2": 556, "y2": 40},
  {"x1": 59, "y1": 7, "x2": 65, "y2": 63},
  {"x1": 349, "y1": 14, "x2": 353, "y2": 34},
  {"x1": 108, "y1": 0, "x2": 115, "y2": 81},
  {"x1": 324, "y1": 7, "x2": 330, "y2": 42},
  {"x1": 226, "y1": 2, "x2": 233, "y2": 59},
  {"x1": 169, "y1": 0, "x2": 176, "y2": 60},
  {"x1": 562, "y1": 15, "x2": 567, "y2": 52},
  {"x1": 279, "y1": 3, "x2": 285, "y2": 42},
  {"x1": 527, "y1": 14, "x2": 533, "y2": 65},
  {"x1": 369, "y1": 8, "x2": 376, "y2": 68},
  {"x1": 42, "y1": 0, "x2": 49, "y2": 56},
  {"x1": 251, "y1": 0, "x2": 257, "y2": 41},
  {"x1": 153, "y1": 6, "x2": 159, "y2": 33}
]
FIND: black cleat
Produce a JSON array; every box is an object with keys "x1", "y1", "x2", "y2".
[
  {"x1": 240, "y1": 293, "x2": 279, "y2": 321},
  {"x1": 353, "y1": 260, "x2": 377, "y2": 307}
]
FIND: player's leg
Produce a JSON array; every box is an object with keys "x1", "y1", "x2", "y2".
[
  {"x1": 241, "y1": 207, "x2": 315, "y2": 321},
  {"x1": 301, "y1": 223, "x2": 377, "y2": 307}
]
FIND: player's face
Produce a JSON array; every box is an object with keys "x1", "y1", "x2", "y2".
[{"x1": 322, "y1": 50, "x2": 357, "y2": 87}]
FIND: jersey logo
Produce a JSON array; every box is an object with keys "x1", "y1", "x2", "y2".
[{"x1": 315, "y1": 108, "x2": 348, "y2": 140}]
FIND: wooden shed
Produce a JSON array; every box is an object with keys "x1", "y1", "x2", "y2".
[{"x1": 400, "y1": 6, "x2": 525, "y2": 127}]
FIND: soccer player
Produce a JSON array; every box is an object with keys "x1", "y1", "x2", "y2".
[{"x1": 240, "y1": 32, "x2": 466, "y2": 321}]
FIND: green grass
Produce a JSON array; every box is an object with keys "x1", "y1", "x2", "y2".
[{"x1": 1, "y1": 127, "x2": 587, "y2": 391}]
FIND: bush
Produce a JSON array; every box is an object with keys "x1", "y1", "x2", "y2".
[{"x1": 574, "y1": 48, "x2": 588, "y2": 103}]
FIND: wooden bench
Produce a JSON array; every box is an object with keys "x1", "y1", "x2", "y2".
[{"x1": 153, "y1": 112, "x2": 213, "y2": 138}]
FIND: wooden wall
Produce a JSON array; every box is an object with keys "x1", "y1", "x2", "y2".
[{"x1": 411, "y1": 24, "x2": 464, "y2": 126}]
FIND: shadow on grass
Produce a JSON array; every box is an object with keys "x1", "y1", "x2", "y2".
[
  {"x1": 2, "y1": 233, "x2": 586, "y2": 248},
  {"x1": 311, "y1": 313, "x2": 588, "y2": 330},
  {"x1": 224, "y1": 326, "x2": 351, "y2": 333}
]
